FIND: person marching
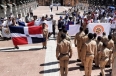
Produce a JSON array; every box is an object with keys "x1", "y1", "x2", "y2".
[
  {"x1": 42, "y1": 22, "x2": 48, "y2": 49},
  {"x1": 56, "y1": 33, "x2": 72, "y2": 76},
  {"x1": 81, "y1": 33, "x2": 97, "y2": 76},
  {"x1": 94, "y1": 36, "x2": 103, "y2": 67},
  {"x1": 101, "y1": 32, "x2": 108, "y2": 44},
  {"x1": 112, "y1": 43, "x2": 116, "y2": 76},
  {"x1": 80, "y1": 28, "x2": 89, "y2": 68},
  {"x1": 74, "y1": 27, "x2": 85, "y2": 61},
  {"x1": 106, "y1": 35, "x2": 114, "y2": 67},
  {"x1": 99, "y1": 43, "x2": 111, "y2": 76}
]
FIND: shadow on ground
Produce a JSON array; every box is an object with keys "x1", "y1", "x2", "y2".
[
  {"x1": 39, "y1": 68, "x2": 60, "y2": 74},
  {"x1": 0, "y1": 47, "x2": 43, "y2": 52}
]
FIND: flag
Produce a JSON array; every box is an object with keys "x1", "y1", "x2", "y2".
[
  {"x1": 87, "y1": 23, "x2": 111, "y2": 36},
  {"x1": 18, "y1": 21, "x2": 34, "y2": 26},
  {"x1": 65, "y1": 21, "x2": 74, "y2": 30},
  {"x1": 9, "y1": 26, "x2": 45, "y2": 45},
  {"x1": 18, "y1": 20, "x2": 53, "y2": 32}
]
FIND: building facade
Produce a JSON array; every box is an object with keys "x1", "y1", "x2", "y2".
[
  {"x1": 0, "y1": 0, "x2": 38, "y2": 18},
  {"x1": 79, "y1": 0, "x2": 116, "y2": 6},
  {"x1": 38, "y1": 0, "x2": 78, "y2": 6}
]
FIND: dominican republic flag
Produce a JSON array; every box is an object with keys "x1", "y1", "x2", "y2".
[
  {"x1": 65, "y1": 21, "x2": 74, "y2": 30},
  {"x1": 18, "y1": 20, "x2": 53, "y2": 32},
  {"x1": 9, "y1": 26, "x2": 45, "y2": 46},
  {"x1": 18, "y1": 21, "x2": 34, "y2": 26}
]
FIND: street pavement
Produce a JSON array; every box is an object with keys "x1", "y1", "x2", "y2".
[{"x1": 0, "y1": 6, "x2": 111, "y2": 76}]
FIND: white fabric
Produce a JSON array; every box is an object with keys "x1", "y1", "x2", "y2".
[
  {"x1": 87, "y1": 23, "x2": 111, "y2": 36},
  {"x1": 68, "y1": 25, "x2": 81, "y2": 36},
  {"x1": 2, "y1": 20, "x2": 8, "y2": 26}
]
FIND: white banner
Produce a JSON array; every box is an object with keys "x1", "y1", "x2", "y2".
[
  {"x1": 68, "y1": 25, "x2": 81, "y2": 36},
  {"x1": 87, "y1": 23, "x2": 111, "y2": 36}
]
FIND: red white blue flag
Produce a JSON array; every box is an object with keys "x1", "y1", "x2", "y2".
[
  {"x1": 9, "y1": 26, "x2": 45, "y2": 45},
  {"x1": 18, "y1": 21, "x2": 35, "y2": 26}
]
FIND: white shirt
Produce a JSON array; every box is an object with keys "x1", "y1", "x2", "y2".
[
  {"x1": 50, "y1": 5, "x2": 53, "y2": 8},
  {"x1": 111, "y1": 20, "x2": 116, "y2": 28}
]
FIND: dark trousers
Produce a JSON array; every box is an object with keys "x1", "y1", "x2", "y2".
[
  {"x1": 57, "y1": 7, "x2": 58, "y2": 10},
  {"x1": 52, "y1": 25, "x2": 55, "y2": 36},
  {"x1": 51, "y1": 8, "x2": 52, "y2": 12}
]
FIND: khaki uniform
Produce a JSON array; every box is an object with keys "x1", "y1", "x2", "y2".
[
  {"x1": 112, "y1": 33, "x2": 116, "y2": 44},
  {"x1": 99, "y1": 47, "x2": 110, "y2": 76},
  {"x1": 81, "y1": 34, "x2": 89, "y2": 66},
  {"x1": 102, "y1": 35, "x2": 108, "y2": 44},
  {"x1": 95, "y1": 41, "x2": 103, "y2": 66},
  {"x1": 42, "y1": 27, "x2": 48, "y2": 47},
  {"x1": 57, "y1": 31, "x2": 63, "y2": 43},
  {"x1": 74, "y1": 31, "x2": 85, "y2": 60},
  {"x1": 106, "y1": 39, "x2": 114, "y2": 66},
  {"x1": 112, "y1": 45, "x2": 116, "y2": 76},
  {"x1": 81, "y1": 40, "x2": 97, "y2": 76},
  {"x1": 56, "y1": 39, "x2": 72, "y2": 76},
  {"x1": 66, "y1": 33, "x2": 71, "y2": 42}
]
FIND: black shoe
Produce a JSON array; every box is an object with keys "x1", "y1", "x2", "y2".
[
  {"x1": 45, "y1": 47, "x2": 47, "y2": 49},
  {"x1": 77, "y1": 59, "x2": 81, "y2": 62},
  {"x1": 80, "y1": 65, "x2": 84, "y2": 68},
  {"x1": 15, "y1": 46, "x2": 19, "y2": 49}
]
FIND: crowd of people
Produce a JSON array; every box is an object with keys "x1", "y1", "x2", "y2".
[
  {"x1": 0, "y1": 5, "x2": 116, "y2": 76},
  {"x1": 0, "y1": 11, "x2": 56, "y2": 49},
  {"x1": 55, "y1": 6, "x2": 116, "y2": 76}
]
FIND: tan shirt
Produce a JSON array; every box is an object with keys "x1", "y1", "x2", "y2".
[
  {"x1": 56, "y1": 39, "x2": 72, "y2": 58},
  {"x1": 97, "y1": 41, "x2": 103, "y2": 51},
  {"x1": 102, "y1": 35, "x2": 108, "y2": 43},
  {"x1": 82, "y1": 34, "x2": 89, "y2": 45},
  {"x1": 74, "y1": 31, "x2": 85, "y2": 50},
  {"x1": 43, "y1": 28, "x2": 48, "y2": 38},
  {"x1": 57, "y1": 31, "x2": 63, "y2": 43},
  {"x1": 107, "y1": 39, "x2": 114, "y2": 51},
  {"x1": 81, "y1": 40, "x2": 97, "y2": 59}
]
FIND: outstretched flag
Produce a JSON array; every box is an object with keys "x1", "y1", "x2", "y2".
[{"x1": 9, "y1": 26, "x2": 45, "y2": 45}]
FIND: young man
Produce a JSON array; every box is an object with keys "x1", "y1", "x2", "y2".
[
  {"x1": 99, "y1": 43, "x2": 111, "y2": 76},
  {"x1": 74, "y1": 27, "x2": 85, "y2": 61},
  {"x1": 42, "y1": 22, "x2": 48, "y2": 49},
  {"x1": 56, "y1": 33, "x2": 72, "y2": 76},
  {"x1": 81, "y1": 33, "x2": 97, "y2": 76}
]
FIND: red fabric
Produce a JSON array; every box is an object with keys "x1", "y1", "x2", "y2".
[
  {"x1": 28, "y1": 26, "x2": 43, "y2": 34},
  {"x1": 27, "y1": 21, "x2": 34, "y2": 26},
  {"x1": 12, "y1": 37, "x2": 28, "y2": 45}
]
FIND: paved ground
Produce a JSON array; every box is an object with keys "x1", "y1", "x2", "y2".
[{"x1": 0, "y1": 6, "x2": 111, "y2": 76}]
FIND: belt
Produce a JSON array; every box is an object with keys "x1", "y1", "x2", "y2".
[
  {"x1": 60, "y1": 53, "x2": 68, "y2": 55},
  {"x1": 86, "y1": 53, "x2": 94, "y2": 55}
]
